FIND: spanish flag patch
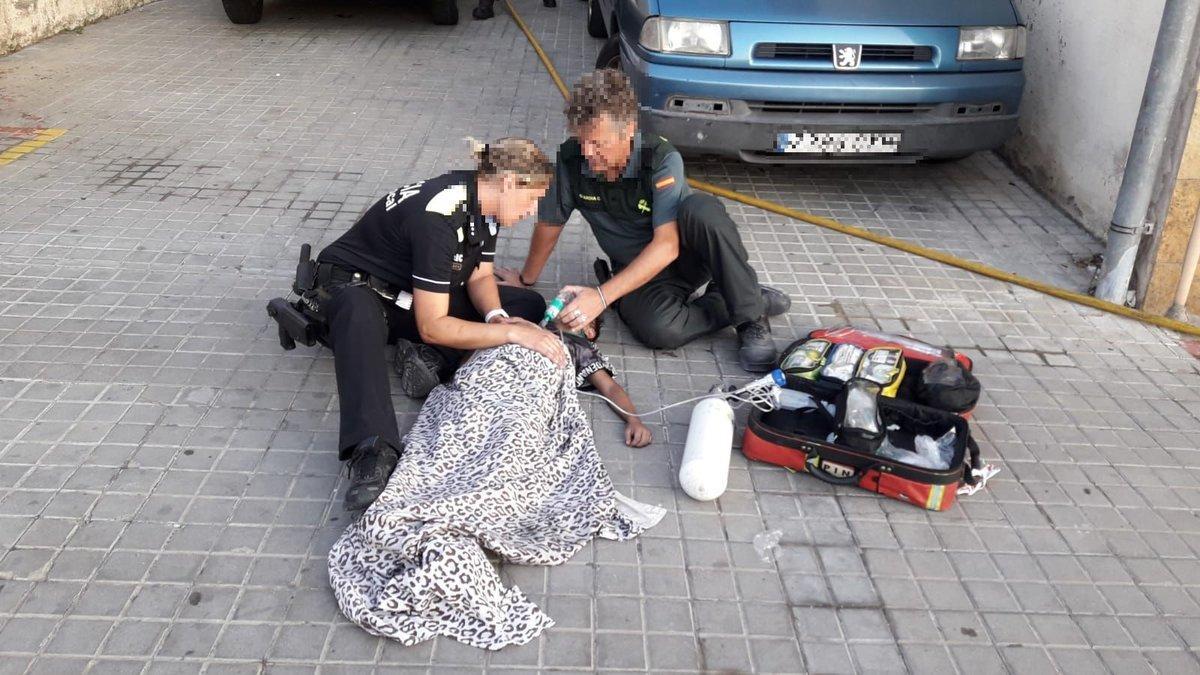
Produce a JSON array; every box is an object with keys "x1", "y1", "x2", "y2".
[{"x1": 655, "y1": 175, "x2": 676, "y2": 190}]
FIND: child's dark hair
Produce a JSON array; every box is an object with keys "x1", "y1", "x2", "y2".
[{"x1": 589, "y1": 313, "x2": 604, "y2": 340}]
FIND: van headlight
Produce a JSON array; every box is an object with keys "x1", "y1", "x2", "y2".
[
  {"x1": 958, "y1": 26, "x2": 1027, "y2": 60},
  {"x1": 640, "y1": 17, "x2": 730, "y2": 56}
]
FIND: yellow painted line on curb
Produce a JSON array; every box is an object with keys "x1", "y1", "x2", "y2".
[
  {"x1": 0, "y1": 128, "x2": 67, "y2": 166},
  {"x1": 502, "y1": 0, "x2": 1200, "y2": 339}
]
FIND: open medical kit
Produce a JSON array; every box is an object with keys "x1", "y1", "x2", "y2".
[{"x1": 741, "y1": 327, "x2": 991, "y2": 511}]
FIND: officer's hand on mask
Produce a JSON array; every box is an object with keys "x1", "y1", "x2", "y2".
[{"x1": 559, "y1": 285, "x2": 606, "y2": 333}]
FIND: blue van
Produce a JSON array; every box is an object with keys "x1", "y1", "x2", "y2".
[{"x1": 587, "y1": 0, "x2": 1026, "y2": 162}]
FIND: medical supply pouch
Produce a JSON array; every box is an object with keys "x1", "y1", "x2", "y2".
[
  {"x1": 857, "y1": 346, "x2": 906, "y2": 397},
  {"x1": 835, "y1": 379, "x2": 885, "y2": 453},
  {"x1": 820, "y1": 343, "x2": 864, "y2": 383},
  {"x1": 780, "y1": 339, "x2": 831, "y2": 381},
  {"x1": 789, "y1": 327, "x2": 979, "y2": 417}
]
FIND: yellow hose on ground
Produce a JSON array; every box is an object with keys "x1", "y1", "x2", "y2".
[{"x1": 502, "y1": 0, "x2": 1200, "y2": 339}]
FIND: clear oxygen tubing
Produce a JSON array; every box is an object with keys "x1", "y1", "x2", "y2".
[{"x1": 576, "y1": 369, "x2": 786, "y2": 417}]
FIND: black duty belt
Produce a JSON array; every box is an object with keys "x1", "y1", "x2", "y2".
[{"x1": 316, "y1": 263, "x2": 407, "y2": 302}]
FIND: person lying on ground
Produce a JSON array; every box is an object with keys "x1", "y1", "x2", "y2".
[
  {"x1": 327, "y1": 337, "x2": 665, "y2": 650},
  {"x1": 553, "y1": 312, "x2": 653, "y2": 448}
]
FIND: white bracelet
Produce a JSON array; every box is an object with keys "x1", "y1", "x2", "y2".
[
  {"x1": 595, "y1": 285, "x2": 608, "y2": 309},
  {"x1": 484, "y1": 309, "x2": 509, "y2": 324}
]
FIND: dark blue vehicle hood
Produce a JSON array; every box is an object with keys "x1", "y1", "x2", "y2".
[{"x1": 653, "y1": 0, "x2": 1018, "y2": 26}]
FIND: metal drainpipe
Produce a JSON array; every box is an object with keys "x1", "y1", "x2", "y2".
[
  {"x1": 1095, "y1": 0, "x2": 1200, "y2": 304},
  {"x1": 1166, "y1": 204, "x2": 1200, "y2": 320}
]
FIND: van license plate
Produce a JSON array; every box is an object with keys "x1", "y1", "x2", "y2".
[{"x1": 776, "y1": 132, "x2": 902, "y2": 154}]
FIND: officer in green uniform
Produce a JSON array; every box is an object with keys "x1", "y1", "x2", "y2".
[{"x1": 497, "y1": 70, "x2": 789, "y2": 372}]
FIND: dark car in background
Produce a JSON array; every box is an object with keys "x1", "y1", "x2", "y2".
[
  {"x1": 587, "y1": 0, "x2": 1027, "y2": 163},
  {"x1": 221, "y1": 0, "x2": 460, "y2": 25}
]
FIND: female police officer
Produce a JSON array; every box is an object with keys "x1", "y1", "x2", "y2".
[{"x1": 314, "y1": 138, "x2": 564, "y2": 510}]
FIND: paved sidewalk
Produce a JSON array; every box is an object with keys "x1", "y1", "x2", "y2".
[{"x1": 0, "y1": 1, "x2": 1198, "y2": 673}]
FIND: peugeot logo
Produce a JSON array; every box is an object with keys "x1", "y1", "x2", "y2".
[{"x1": 833, "y1": 44, "x2": 862, "y2": 70}]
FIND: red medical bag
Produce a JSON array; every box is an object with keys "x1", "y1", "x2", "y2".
[{"x1": 741, "y1": 327, "x2": 983, "y2": 511}]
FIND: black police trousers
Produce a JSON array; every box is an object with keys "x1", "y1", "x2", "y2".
[
  {"x1": 323, "y1": 283, "x2": 545, "y2": 459},
  {"x1": 616, "y1": 192, "x2": 766, "y2": 349}
]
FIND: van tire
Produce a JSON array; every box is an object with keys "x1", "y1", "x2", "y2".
[
  {"x1": 431, "y1": 0, "x2": 459, "y2": 25},
  {"x1": 595, "y1": 35, "x2": 621, "y2": 69},
  {"x1": 222, "y1": 0, "x2": 263, "y2": 24},
  {"x1": 587, "y1": 0, "x2": 607, "y2": 38}
]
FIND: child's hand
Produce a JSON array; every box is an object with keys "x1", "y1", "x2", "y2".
[{"x1": 625, "y1": 420, "x2": 653, "y2": 448}]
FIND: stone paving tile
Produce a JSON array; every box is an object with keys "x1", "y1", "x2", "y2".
[{"x1": 1, "y1": 0, "x2": 1200, "y2": 673}]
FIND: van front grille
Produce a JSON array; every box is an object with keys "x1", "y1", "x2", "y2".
[{"x1": 753, "y1": 43, "x2": 934, "y2": 62}]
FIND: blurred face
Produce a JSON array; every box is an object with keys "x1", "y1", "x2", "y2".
[
  {"x1": 486, "y1": 174, "x2": 549, "y2": 227},
  {"x1": 576, "y1": 114, "x2": 637, "y2": 178}
]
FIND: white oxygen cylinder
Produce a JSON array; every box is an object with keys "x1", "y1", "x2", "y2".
[{"x1": 679, "y1": 397, "x2": 735, "y2": 501}]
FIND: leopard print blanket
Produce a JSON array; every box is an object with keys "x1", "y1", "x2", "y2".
[{"x1": 327, "y1": 343, "x2": 664, "y2": 649}]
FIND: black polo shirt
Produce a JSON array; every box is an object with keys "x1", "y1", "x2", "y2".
[{"x1": 318, "y1": 170, "x2": 496, "y2": 294}]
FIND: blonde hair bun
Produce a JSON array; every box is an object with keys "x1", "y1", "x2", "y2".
[{"x1": 469, "y1": 136, "x2": 553, "y2": 189}]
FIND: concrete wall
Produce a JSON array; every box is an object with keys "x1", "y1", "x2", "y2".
[
  {"x1": 1, "y1": 0, "x2": 155, "y2": 55},
  {"x1": 1002, "y1": 0, "x2": 1165, "y2": 238}
]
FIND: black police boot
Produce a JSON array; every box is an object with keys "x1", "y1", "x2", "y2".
[
  {"x1": 472, "y1": 3, "x2": 495, "y2": 19},
  {"x1": 594, "y1": 257, "x2": 612, "y2": 284},
  {"x1": 343, "y1": 436, "x2": 400, "y2": 511},
  {"x1": 760, "y1": 286, "x2": 792, "y2": 317},
  {"x1": 394, "y1": 339, "x2": 446, "y2": 399},
  {"x1": 736, "y1": 320, "x2": 777, "y2": 373}
]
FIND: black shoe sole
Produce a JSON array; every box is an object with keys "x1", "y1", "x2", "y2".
[
  {"x1": 343, "y1": 485, "x2": 382, "y2": 512},
  {"x1": 739, "y1": 351, "x2": 778, "y2": 373},
  {"x1": 395, "y1": 339, "x2": 440, "y2": 399}
]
